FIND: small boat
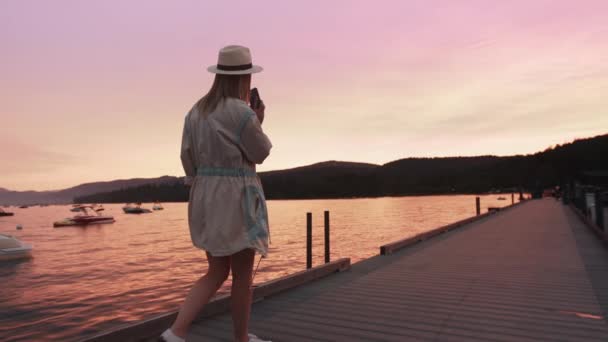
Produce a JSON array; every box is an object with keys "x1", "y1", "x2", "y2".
[
  {"x1": 71, "y1": 204, "x2": 103, "y2": 212},
  {"x1": 18, "y1": 205, "x2": 28, "y2": 209},
  {"x1": 0, "y1": 234, "x2": 32, "y2": 261},
  {"x1": 123, "y1": 203, "x2": 152, "y2": 214},
  {"x1": 0, "y1": 208, "x2": 14, "y2": 217},
  {"x1": 54, "y1": 205, "x2": 115, "y2": 227},
  {"x1": 152, "y1": 202, "x2": 164, "y2": 211},
  {"x1": 497, "y1": 196, "x2": 507, "y2": 200}
]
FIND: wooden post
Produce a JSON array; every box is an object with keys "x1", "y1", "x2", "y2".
[
  {"x1": 567, "y1": 180, "x2": 575, "y2": 205},
  {"x1": 476, "y1": 197, "x2": 481, "y2": 216},
  {"x1": 324, "y1": 210, "x2": 330, "y2": 263},
  {"x1": 595, "y1": 191, "x2": 604, "y2": 231},
  {"x1": 575, "y1": 184, "x2": 584, "y2": 211},
  {"x1": 306, "y1": 212, "x2": 312, "y2": 269},
  {"x1": 561, "y1": 183, "x2": 568, "y2": 205},
  {"x1": 511, "y1": 193, "x2": 514, "y2": 204}
]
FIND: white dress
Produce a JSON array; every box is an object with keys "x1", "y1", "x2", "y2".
[{"x1": 180, "y1": 97, "x2": 272, "y2": 256}]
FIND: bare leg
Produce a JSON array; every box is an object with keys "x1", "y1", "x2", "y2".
[
  {"x1": 171, "y1": 252, "x2": 230, "y2": 338},
  {"x1": 230, "y1": 248, "x2": 255, "y2": 342}
]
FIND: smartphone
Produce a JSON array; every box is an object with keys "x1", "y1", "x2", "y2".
[{"x1": 250, "y1": 88, "x2": 261, "y2": 110}]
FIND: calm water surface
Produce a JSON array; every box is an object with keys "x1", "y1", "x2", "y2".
[{"x1": 0, "y1": 195, "x2": 513, "y2": 341}]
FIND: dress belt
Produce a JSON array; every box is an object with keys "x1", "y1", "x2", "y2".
[{"x1": 196, "y1": 167, "x2": 256, "y2": 177}]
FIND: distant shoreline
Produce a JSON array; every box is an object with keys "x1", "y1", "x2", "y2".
[
  {"x1": 74, "y1": 192, "x2": 521, "y2": 205},
  {"x1": 3, "y1": 133, "x2": 606, "y2": 205},
  {"x1": 2, "y1": 192, "x2": 524, "y2": 207}
]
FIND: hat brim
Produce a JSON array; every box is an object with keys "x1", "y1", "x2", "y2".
[{"x1": 207, "y1": 65, "x2": 263, "y2": 75}]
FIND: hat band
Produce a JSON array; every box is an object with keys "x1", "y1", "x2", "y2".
[{"x1": 217, "y1": 63, "x2": 253, "y2": 71}]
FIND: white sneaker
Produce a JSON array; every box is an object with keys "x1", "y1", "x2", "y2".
[
  {"x1": 159, "y1": 328, "x2": 185, "y2": 342},
  {"x1": 248, "y1": 333, "x2": 272, "y2": 342}
]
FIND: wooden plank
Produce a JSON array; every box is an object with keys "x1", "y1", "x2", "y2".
[
  {"x1": 189, "y1": 199, "x2": 608, "y2": 341},
  {"x1": 250, "y1": 258, "x2": 350, "y2": 301},
  {"x1": 83, "y1": 199, "x2": 608, "y2": 342},
  {"x1": 79, "y1": 258, "x2": 350, "y2": 342},
  {"x1": 569, "y1": 203, "x2": 608, "y2": 245},
  {"x1": 380, "y1": 201, "x2": 525, "y2": 255}
]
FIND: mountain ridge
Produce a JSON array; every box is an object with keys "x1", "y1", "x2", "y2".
[{"x1": 3, "y1": 133, "x2": 607, "y2": 204}]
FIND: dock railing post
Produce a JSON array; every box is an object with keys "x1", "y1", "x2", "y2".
[
  {"x1": 306, "y1": 212, "x2": 312, "y2": 269},
  {"x1": 324, "y1": 210, "x2": 330, "y2": 263},
  {"x1": 476, "y1": 197, "x2": 481, "y2": 216},
  {"x1": 511, "y1": 193, "x2": 514, "y2": 205},
  {"x1": 575, "y1": 183, "x2": 584, "y2": 212},
  {"x1": 594, "y1": 190, "x2": 604, "y2": 231}
]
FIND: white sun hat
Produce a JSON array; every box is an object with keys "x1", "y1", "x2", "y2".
[{"x1": 207, "y1": 45, "x2": 263, "y2": 75}]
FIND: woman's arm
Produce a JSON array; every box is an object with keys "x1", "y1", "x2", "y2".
[
  {"x1": 238, "y1": 108, "x2": 272, "y2": 164},
  {"x1": 253, "y1": 100, "x2": 265, "y2": 124},
  {"x1": 180, "y1": 116, "x2": 196, "y2": 185}
]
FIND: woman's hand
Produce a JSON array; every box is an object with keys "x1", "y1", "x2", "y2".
[{"x1": 254, "y1": 101, "x2": 265, "y2": 124}]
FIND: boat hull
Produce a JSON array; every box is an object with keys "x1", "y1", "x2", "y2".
[
  {"x1": 54, "y1": 217, "x2": 115, "y2": 227},
  {"x1": 123, "y1": 208, "x2": 152, "y2": 214},
  {"x1": 0, "y1": 247, "x2": 32, "y2": 261},
  {"x1": 0, "y1": 235, "x2": 32, "y2": 261}
]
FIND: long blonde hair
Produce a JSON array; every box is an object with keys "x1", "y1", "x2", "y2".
[{"x1": 197, "y1": 74, "x2": 251, "y2": 116}]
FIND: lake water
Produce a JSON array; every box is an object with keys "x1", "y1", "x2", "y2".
[{"x1": 0, "y1": 195, "x2": 514, "y2": 341}]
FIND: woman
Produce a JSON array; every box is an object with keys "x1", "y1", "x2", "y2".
[{"x1": 161, "y1": 45, "x2": 272, "y2": 342}]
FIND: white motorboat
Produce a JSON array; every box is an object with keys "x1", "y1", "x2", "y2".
[
  {"x1": 152, "y1": 202, "x2": 164, "y2": 211},
  {"x1": 0, "y1": 208, "x2": 14, "y2": 217},
  {"x1": 123, "y1": 202, "x2": 152, "y2": 214},
  {"x1": 0, "y1": 234, "x2": 32, "y2": 261},
  {"x1": 54, "y1": 205, "x2": 115, "y2": 227}
]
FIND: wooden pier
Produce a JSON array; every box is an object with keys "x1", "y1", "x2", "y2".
[{"x1": 85, "y1": 199, "x2": 608, "y2": 341}]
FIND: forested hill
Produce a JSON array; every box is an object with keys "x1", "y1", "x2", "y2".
[{"x1": 74, "y1": 133, "x2": 608, "y2": 203}]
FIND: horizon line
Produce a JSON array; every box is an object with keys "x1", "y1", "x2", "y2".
[{"x1": 3, "y1": 132, "x2": 605, "y2": 193}]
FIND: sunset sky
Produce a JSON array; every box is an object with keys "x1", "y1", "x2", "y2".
[{"x1": 1, "y1": 0, "x2": 607, "y2": 191}]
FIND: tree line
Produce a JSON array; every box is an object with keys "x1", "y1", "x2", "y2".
[{"x1": 74, "y1": 134, "x2": 608, "y2": 203}]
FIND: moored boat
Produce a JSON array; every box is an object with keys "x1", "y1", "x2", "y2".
[
  {"x1": 152, "y1": 202, "x2": 164, "y2": 211},
  {"x1": 0, "y1": 234, "x2": 32, "y2": 261},
  {"x1": 54, "y1": 205, "x2": 115, "y2": 227},
  {"x1": 123, "y1": 203, "x2": 152, "y2": 214},
  {"x1": 70, "y1": 203, "x2": 101, "y2": 212},
  {"x1": 0, "y1": 208, "x2": 14, "y2": 217}
]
